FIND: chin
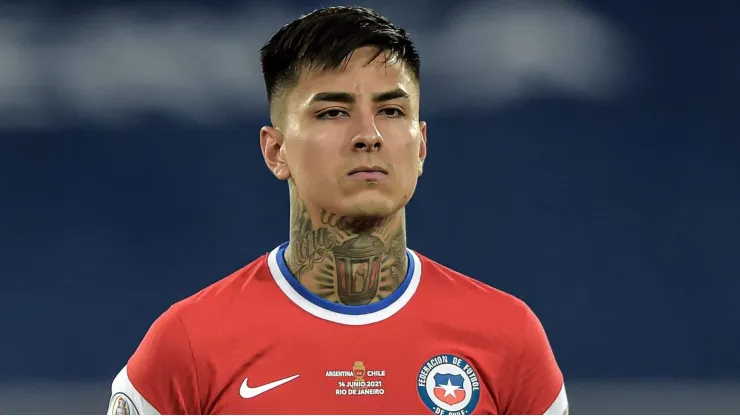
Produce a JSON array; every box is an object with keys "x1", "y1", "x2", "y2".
[{"x1": 338, "y1": 193, "x2": 400, "y2": 219}]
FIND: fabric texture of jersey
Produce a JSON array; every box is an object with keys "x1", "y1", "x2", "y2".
[{"x1": 108, "y1": 243, "x2": 568, "y2": 415}]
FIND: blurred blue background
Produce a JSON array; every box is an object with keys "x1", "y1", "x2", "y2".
[{"x1": 1, "y1": 0, "x2": 739, "y2": 413}]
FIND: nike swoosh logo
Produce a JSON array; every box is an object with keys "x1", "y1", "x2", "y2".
[{"x1": 239, "y1": 374, "x2": 300, "y2": 399}]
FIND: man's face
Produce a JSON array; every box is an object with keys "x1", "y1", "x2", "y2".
[{"x1": 273, "y1": 47, "x2": 427, "y2": 218}]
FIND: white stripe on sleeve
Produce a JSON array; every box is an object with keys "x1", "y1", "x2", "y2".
[
  {"x1": 107, "y1": 365, "x2": 161, "y2": 415},
  {"x1": 543, "y1": 383, "x2": 569, "y2": 415}
]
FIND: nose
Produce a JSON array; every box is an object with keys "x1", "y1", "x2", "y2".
[{"x1": 350, "y1": 129, "x2": 383, "y2": 152}]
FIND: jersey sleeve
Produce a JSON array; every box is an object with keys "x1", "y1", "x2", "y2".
[
  {"x1": 499, "y1": 305, "x2": 569, "y2": 415},
  {"x1": 107, "y1": 306, "x2": 202, "y2": 415},
  {"x1": 107, "y1": 366, "x2": 161, "y2": 415}
]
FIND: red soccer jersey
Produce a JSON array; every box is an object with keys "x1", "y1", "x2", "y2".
[{"x1": 107, "y1": 243, "x2": 568, "y2": 415}]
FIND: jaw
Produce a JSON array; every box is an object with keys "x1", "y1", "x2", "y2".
[{"x1": 332, "y1": 188, "x2": 401, "y2": 219}]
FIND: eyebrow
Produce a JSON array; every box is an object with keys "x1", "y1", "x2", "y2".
[{"x1": 308, "y1": 88, "x2": 409, "y2": 105}]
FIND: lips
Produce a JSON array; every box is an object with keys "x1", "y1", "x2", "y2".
[{"x1": 348, "y1": 166, "x2": 388, "y2": 175}]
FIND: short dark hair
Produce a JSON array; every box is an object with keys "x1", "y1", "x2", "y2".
[{"x1": 260, "y1": 6, "x2": 420, "y2": 104}]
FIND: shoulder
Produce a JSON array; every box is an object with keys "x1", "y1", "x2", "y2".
[
  {"x1": 140, "y1": 249, "x2": 275, "y2": 343},
  {"x1": 131, "y1": 251, "x2": 273, "y2": 363},
  {"x1": 167, "y1": 252, "x2": 272, "y2": 320},
  {"x1": 415, "y1": 252, "x2": 550, "y2": 353},
  {"x1": 417, "y1": 252, "x2": 536, "y2": 320},
  {"x1": 117, "y1": 252, "x2": 273, "y2": 414},
  {"x1": 132, "y1": 251, "x2": 276, "y2": 359}
]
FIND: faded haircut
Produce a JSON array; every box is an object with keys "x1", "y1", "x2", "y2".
[{"x1": 259, "y1": 6, "x2": 420, "y2": 106}]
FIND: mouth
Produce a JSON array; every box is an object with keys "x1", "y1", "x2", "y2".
[{"x1": 348, "y1": 166, "x2": 388, "y2": 176}]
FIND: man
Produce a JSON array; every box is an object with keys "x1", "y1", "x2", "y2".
[{"x1": 107, "y1": 6, "x2": 568, "y2": 415}]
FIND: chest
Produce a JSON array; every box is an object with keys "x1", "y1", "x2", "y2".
[{"x1": 200, "y1": 321, "x2": 501, "y2": 414}]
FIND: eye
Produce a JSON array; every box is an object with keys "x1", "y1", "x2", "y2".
[
  {"x1": 317, "y1": 109, "x2": 348, "y2": 119},
  {"x1": 379, "y1": 108, "x2": 404, "y2": 118}
]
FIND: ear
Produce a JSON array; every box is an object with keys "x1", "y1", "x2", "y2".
[
  {"x1": 417, "y1": 121, "x2": 428, "y2": 176},
  {"x1": 260, "y1": 126, "x2": 291, "y2": 180}
]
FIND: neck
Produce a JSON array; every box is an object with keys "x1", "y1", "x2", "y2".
[{"x1": 284, "y1": 197, "x2": 408, "y2": 306}]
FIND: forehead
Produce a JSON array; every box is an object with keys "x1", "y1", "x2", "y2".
[{"x1": 289, "y1": 47, "x2": 419, "y2": 105}]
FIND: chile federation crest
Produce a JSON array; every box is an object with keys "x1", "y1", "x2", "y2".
[{"x1": 417, "y1": 354, "x2": 481, "y2": 415}]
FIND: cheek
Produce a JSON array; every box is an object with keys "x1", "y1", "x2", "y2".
[
  {"x1": 398, "y1": 138, "x2": 420, "y2": 166},
  {"x1": 288, "y1": 138, "x2": 335, "y2": 180},
  {"x1": 393, "y1": 144, "x2": 421, "y2": 183}
]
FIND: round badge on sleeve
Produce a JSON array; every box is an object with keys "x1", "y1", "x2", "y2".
[
  {"x1": 109, "y1": 392, "x2": 139, "y2": 415},
  {"x1": 417, "y1": 354, "x2": 481, "y2": 414}
]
